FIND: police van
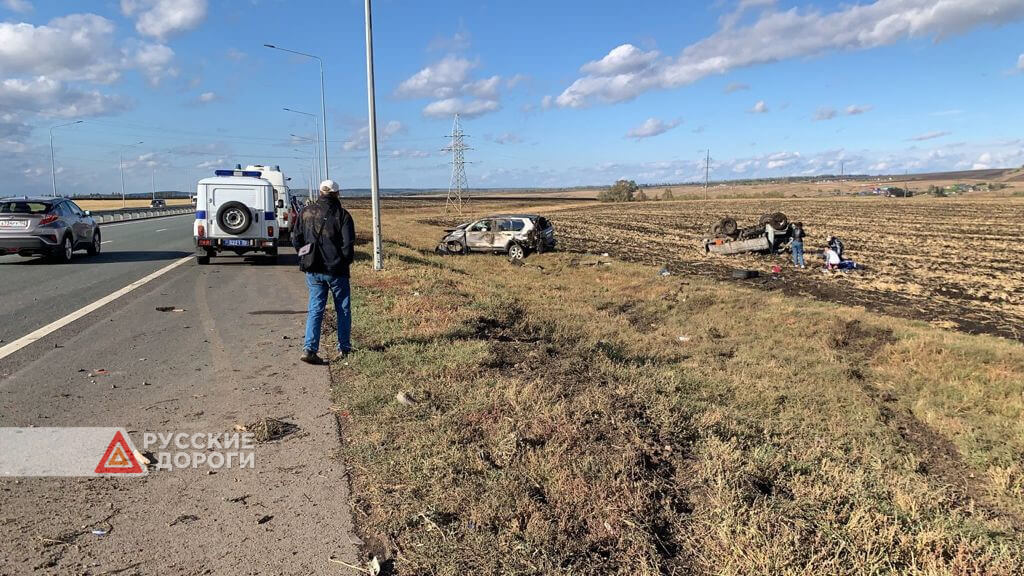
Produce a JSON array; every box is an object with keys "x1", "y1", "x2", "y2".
[
  {"x1": 244, "y1": 164, "x2": 292, "y2": 240},
  {"x1": 193, "y1": 168, "x2": 279, "y2": 264}
]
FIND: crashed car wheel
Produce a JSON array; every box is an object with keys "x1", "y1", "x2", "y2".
[
  {"x1": 446, "y1": 240, "x2": 465, "y2": 254},
  {"x1": 508, "y1": 244, "x2": 525, "y2": 260}
]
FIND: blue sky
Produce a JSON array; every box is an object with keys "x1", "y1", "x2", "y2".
[{"x1": 2, "y1": 0, "x2": 1023, "y2": 195}]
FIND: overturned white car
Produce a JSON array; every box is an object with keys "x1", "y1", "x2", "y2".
[{"x1": 436, "y1": 214, "x2": 556, "y2": 260}]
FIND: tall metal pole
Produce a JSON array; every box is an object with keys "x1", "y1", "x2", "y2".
[
  {"x1": 318, "y1": 59, "x2": 329, "y2": 180},
  {"x1": 49, "y1": 129, "x2": 56, "y2": 198},
  {"x1": 152, "y1": 168, "x2": 156, "y2": 200},
  {"x1": 265, "y1": 45, "x2": 328, "y2": 178},
  {"x1": 119, "y1": 141, "x2": 143, "y2": 209},
  {"x1": 365, "y1": 0, "x2": 383, "y2": 270},
  {"x1": 704, "y1": 149, "x2": 710, "y2": 201},
  {"x1": 120, "y1": 149, "x2": 125, "y2": 208},
  {"x1": 284, "y1": 107, "x2": 321, "y2": 189},
  {"x1": 48, "y1": 120, "x2": 82, "y2": 197}
]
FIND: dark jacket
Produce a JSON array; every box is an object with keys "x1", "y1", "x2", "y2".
[{"x1": 291, "y1": 196, "x2": 355, "y2": 276}]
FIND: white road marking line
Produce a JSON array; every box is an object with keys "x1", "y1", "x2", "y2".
[
  {"x1": 0, "y1": 256, "x2": 193, "y2": 361},
  {"x1": 155, "y1": 228, "x2": 168, "y2": 232}
]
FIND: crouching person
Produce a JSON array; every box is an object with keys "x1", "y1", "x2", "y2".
[{"x1": 292, "y1": 180, "x2": 356, "y2": 364}]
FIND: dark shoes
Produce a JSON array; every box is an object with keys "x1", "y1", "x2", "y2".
[{"x1": 300, "y1": 350, "x2": 325, "y2": 365}]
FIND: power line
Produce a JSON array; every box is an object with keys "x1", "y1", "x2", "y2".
[{"x1": 443, "y1": 113, "x2": 471, "y2": 214}]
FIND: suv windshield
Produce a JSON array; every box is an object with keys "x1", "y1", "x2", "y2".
[{"x1": 0, "y1": 201, "x2": 51, "y2": 214}]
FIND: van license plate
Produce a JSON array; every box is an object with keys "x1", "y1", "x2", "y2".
[{"x1": 222, "y1": 239, "x2": 250, "y2": 247}]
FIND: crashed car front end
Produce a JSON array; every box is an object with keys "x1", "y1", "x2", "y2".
[{"x1": 435, "y1": 223, "x2": 470, "y2": 254}]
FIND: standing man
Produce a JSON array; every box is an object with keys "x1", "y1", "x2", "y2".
[
  {"x1": 292, "y1": 180, "x2": 355, "y2": 364},
  {"x1": 790, "y1": 222, "x2": 806, "y2": 269}
]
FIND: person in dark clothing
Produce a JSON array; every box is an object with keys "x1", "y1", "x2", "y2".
[
  {"x1": 827, "y1": 236, "x2": 845, "y2": 260},
  {"x1": 291, "y1": 179, "x2": 356, "y2": 364},
  {"x1": 790, "y1": 222, "x2": 806, "y2": 268}
]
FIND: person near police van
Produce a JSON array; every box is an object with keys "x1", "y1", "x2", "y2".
[{"x1": 292, "y1": 180, "x2": 356, "y2": 364}]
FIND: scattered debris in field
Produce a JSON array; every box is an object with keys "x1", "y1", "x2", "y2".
[
  {"x1": 677, "y1": 335, "x2": 692, "y2": 343},
  {"x1": 237, "y1": 417, "x2": 299, "y2": 442},
  {"x1": 256, "y1": 515, "x2": 273, "y2": 525},
  {"x1": 168, "y1": 514, "x2": 199, "y2": 527},
  {"x1": 658, "y1": 267, "x2": 671, "y2": 276},
  {"x1": 88, "y1": 369, "x2": 109, "y2": 377},
  {"x1": 396, "y1": 391, "x2": 417, "y2": 406},
  {"x1": 731, "y1": 269, "x2": 759, "y2": 279},
  {"x1": 91, "y1": 529, "x2": 106, "y2": 536}
]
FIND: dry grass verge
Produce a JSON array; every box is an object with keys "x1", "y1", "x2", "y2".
[{"x1": 324, "y1": 205, "x2": 1023, "y2": 575}]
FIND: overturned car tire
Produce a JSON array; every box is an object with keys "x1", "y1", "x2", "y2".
[{"x1": 731, "y1": 269, "x2": 759, "y2": 280}]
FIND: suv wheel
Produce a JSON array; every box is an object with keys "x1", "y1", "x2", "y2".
[
  {"x1": 86, "y1": 230, "x2": 101, "y2": 256},
  {"x1": 508, "y1": 243, "x2": 525, "y2": 261},
  {"x1": 216, "y1": 201, "x2": 252, "y2": 235},
  {"x1": 196, "y1": 254, "x2": 210, "y2": 265},
  {"x1": 53, "y1": 235, "x2": 73, "y2": 263}
]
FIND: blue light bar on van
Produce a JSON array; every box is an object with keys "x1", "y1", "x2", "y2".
[{"x1": 214, "y1": 169, "x2": 263, "y2": 177}]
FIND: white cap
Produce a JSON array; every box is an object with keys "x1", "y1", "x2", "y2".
[{"x1": 319, "y1": 179, "x2": 340, "y2": 194}]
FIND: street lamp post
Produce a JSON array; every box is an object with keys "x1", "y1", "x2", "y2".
[
  {"x1": 284, "y1": 107, "x2": 321, "y2": 187},
  {"x1": 119, "y1": 141, "x2": 144, "y2": 209},
  {"x1": 364, "y1": 0, "x2": 383, "y2": 270},
  {"x1": 292, "y1": 137, "x2": 318, "y2": 201},
  {"x1": 265, "y1": 44, "x2": 329, "y2": 179},
  {"x1": 49, "y1": 120, "x2": 83, "y2": 197}
]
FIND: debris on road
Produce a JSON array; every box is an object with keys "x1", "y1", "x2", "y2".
[
  {"x1": 88, "y1": 369, "x2": 109, "y2": 378},
  {"x1": 155, "y1": 306, "x2": 186, "y2": 313},
  {"x1": 238, "y1": 417, "x2": 299, "y2": 442}
]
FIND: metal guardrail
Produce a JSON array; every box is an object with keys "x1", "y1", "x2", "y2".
[{"x1": 91, "y1": 206, "x2": 195, "y2": 224}]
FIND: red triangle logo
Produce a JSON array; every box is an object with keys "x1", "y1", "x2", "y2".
[{"x1": 95, "y1": 430, "x2": 144, "y2": 474}]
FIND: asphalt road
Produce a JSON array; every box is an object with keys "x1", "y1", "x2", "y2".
[
  {"x1": 0, "y1": 213, "x2": 195, "y2": 345},
  {"x1": 0, "y1": 215, "x2": 359, "y2": 574}
]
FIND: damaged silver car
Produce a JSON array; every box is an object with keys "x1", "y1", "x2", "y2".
[{"x1": 436, "y1": 214, "x2": 556, "y2": 260}]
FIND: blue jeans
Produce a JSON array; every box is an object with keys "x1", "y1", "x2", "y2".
[
  {"x1": 303, "y1": 273, "x2": 351, "y2": 354},
  {"x1": 791, "y1": 241, "x2": 805, "y2": 267}
]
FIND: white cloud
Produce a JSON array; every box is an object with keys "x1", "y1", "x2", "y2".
[
  {"x1": 557, "y1": 1, "x2": 1024, "y2": 107},
  {"x1": 226, "y1": 48, "x2": 246, "y2": 62},
  {"x1": 3, "y1": 0, "x2": 32, "y2": 14},
  {"x1": 580, "y1": 44, "x2": 659, "y2": 76},
  {"x1": 489, "y1": 132, "x2": 522, "y2": 145},
  {"x1": 423, "y1": 97, "x2": 499, "y2": 118},
  {"x1": 0, "y1": 76, "x2": 126, "y2": 118},
  {"x1": 626, "y1": 117, "x2": 681, "y2": 139},
  {"x1": 908, "y1": 130, "x2": 951, "y2": 141},
  {"x1": 723, "y1": 82, "x2": 749, "y2": 93},
  {"x1": 845, "y1": 104, "x2": 873, "y2": 115},
  {"x1": 0, "y1": 14, "x2": 121, "y2": 83},
  {"x1": 396, "y1": 55, "x2": 476, "y2": 99},
  {"x1": 505, "y1": 74, "x2": 528, "y2": 89},
  {"x1": 343, "y1": 120, "x2": 405, "y2": 151},
  {"x1": 1018, "y1": 53, "x2": 1024, "y2": 70},
  {"x1": 396, "y1": 55, "x2": 504, "y2": 118},
  {"x1": 124, "y1": 40, "x2": 176, "y2": 85},
  {"x1": 750, "y1": 100, "x2": 768, "y2": 113},
  {"x1": 198, "y1": 91, "x2": 217, "y2": 103},
  {"x1": 814, "y1": 107, "x2": 837, "y2": 121},
  {"x1": 121, "y1": 0, "x2": 207, "y2": 41}
]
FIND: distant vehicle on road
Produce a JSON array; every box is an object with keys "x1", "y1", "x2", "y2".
[
  {"x1": 0, "y1": 197, "x2": 101, "y2": 262},
  {"x1": 245, "y1": 165, "x2": 291, "y2": 239},
  {"x1": 194, "y1": 168, "x2": 279, "y2": 265},
  {"x1": 150, "y1": 198, "x2": 166, "y2": 208},
  {"x1": 436, "y1": 214, "x2": 556, "y2": 260}
]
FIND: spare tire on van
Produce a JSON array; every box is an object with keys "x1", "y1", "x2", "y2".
[{"x1": 217, "y1": 201, "x2": 252, "y2": 235}]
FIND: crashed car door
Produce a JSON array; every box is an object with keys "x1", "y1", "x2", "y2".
[
  {"x1": 493, "y1": 219, "x2": 515, "y2": 249},
  {"x1": 464, "y1": 220, "x2": 494, "y2": 251}
]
